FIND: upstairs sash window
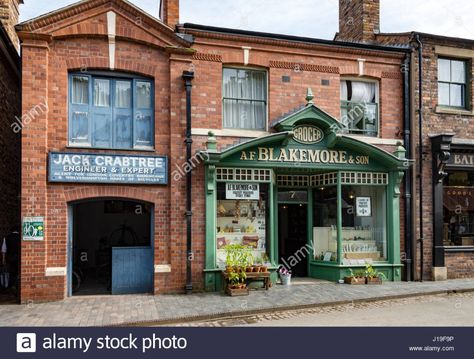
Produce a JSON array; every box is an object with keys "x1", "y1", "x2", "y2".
[
  {"x1": 69, "y1": 74, "x2": 154, "y2": 149},
  {"x1": 438, "y1": 58, "x2": 468, "y2": 108}
]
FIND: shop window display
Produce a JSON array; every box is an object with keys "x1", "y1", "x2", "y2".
[
  {"x1": 216, "y1": 183, "x2": 269, "y2": 267},
  {"x1": 443, "y1": 172, "x2": 474, "y2": 246}
]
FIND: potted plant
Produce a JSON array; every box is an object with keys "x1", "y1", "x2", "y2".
[
  {"x1": 278, "y1": 266, "x2": 292, "y2": 285},
  {"x1": 364, "y1": 264, "x2": 386, "y2": 285},
  {"x1": 223, "y1": 244, "x2": 252, "y2": 296},
  {"x1": 344, "y1": 268, "x2": 366, "y2": 285}
]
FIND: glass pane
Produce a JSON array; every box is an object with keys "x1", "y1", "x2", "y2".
[
  {"x1": 253, "y1": 101, "x2": 266, "y2": 130},
  {"x1": 115, "y1": 114, "x2": 132, "y2": 149},
  {"x1": 94, "y1": 79, "x2": 110, "y2": 107},
  {"x1": 340, "y1": 80, "x2": 348, "y2": 101},
  {"x1": 223, "y1": 68, "x2": 238, "y2": 98},
  {"x1": 215, "y1": 183, "x2": 269, "y2": 269},
  {"x1": 451, "y1": 60, "x2": 466, "y2": 83},
  {"x1": 450, "y1": 84, "x2": 464, "y2": 107},
  {"x1": 115, "y1": 81, "x2": 132, "y2": 108},
  {"x1": 71, "y1": 76, "x2": 89, "y2": 105},
  {"x1": 71, "y1": 111, "x2": 89, "y2": 142},
  {"x1": 135, "y1": 113, "x2": 152, "y2": 145},
  {"x1": 93, "y1": 113, "x2": 111, "y2": 146},
  {"x1": 341, "y1": 186, "x2": 387, "y2": 263},
  {"x1": 136, "y1": 81, "x2": 151, "y2": 108},
  {"x1": 438, "y1": 82, "x2": 450, "y2": 106},
  {"x1": 438, "y1": 58, "x2": 451, "y2": 82},
  {"x1": 313, "y1": 187, "x2": 338, "y2": 262}
]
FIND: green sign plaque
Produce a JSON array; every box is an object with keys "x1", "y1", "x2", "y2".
[{"x1": 22, "y1": 216, "x2": 45, "y2": 241}]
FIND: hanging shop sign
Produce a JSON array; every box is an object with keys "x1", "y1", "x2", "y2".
[
  {"x1": 293, "y1": 125, "x2": 324, "y2": 145},
  {"x1": 22, "y1": 216, "x2": 44, "y2": 241},
  {"x1": 48, "y1": 152, "x2": 168, "y2": 185},
  {"x1": 226, "y1": 183, "x2": 259, "y2": 200},
  {"x1": 356, "y1": 197, "x2": 372, "y2": 217},
  {"x1": 240, "y1": 147, "x2": 370, "y2": 165},
  {"x1": 448, "y1": 153, "x2": 474, "y2": 168}
]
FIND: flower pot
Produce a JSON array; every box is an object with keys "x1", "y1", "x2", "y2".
[
  {"x1": 252, "y1": 266, "x2": 260, "y2": 272},
  {"x1": 245, "y1": 267, "x2": 253, "y2": 273},
  {"x1": 260, "y1": 266, "x2": 268, "y2": 273},
  {"x1": 280, "y1": 274, "x2": 291, "y2": 286},
  {"x1": 226, "y1": 286, "x2": 249, "y2": 296},
  {"x1": 344, "y1": 276, "x2": 365, "y2": 285},
  {"x1": 366, "y1": 277, "x2": 382, "y2": 285}
]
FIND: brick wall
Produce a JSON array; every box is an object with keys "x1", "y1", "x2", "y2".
[
  {"x1": 160, "y1": 0, "x2": 179, "y2": 29},
  {"x1": 0, "y1": 0, "x2": 21, "y2": 50},
  {"x1": 0, "y1": 25, "x2": 20, "y2": 244},
  {"x1": 446, "y1": 252, "x2": 474, "y2": 279}
]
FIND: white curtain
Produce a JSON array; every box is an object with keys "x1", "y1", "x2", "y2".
[
  {"x1": 136, "y1": 82, "x2": 151, "y2": 108},
  {"x1": 340, "y1": 80, "x2": 376, "y2": 103},
  {"x1": 223, "y1": 69, "x2": 266, "y2": 130},
  {"x1": 72, "y1": 76, "x2": 89, "y2": 105},
  {"x1": 94, "y1": 79, "x2": 110, "y2": 107},
  {"x1": 115, "y1": 81, "x2": 131, "y2": 108}
]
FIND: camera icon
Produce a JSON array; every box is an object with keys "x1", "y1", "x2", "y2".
[{"x1": 16, "y1": 333, "x2": 37, "y2": 353}]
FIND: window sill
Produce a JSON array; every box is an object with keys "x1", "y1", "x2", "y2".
[
  {"x1": 443, "y1": 246, "x2": 474, "y2": 253},
  {"x1": 343, "y1": 134, "x2": 403, "y2": 146},
  {"x1": 66, "y1": 145, "x2": 156, "y2": 152},
  {"x1": 435, "y1": 106, "x2": 474, "y2": 116},
  {"x1": 191, "y1": 128, "x2": 269, "y2": 138}
]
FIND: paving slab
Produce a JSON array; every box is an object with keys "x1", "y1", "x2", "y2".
[{"x1": 0, "y1": 278, "x2": 473, "y2": 327}]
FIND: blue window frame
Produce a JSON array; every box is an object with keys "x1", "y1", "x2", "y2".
[{"x1": 68, "y1": 73, "x2": 154, "y2": 149}]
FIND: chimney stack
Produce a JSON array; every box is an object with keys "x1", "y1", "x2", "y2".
[
  {"x1": 336, "y1": 0, "x2": 380, "y2": 43},
  {"x1": 160, "y1": 0, "x2": 179, "y2": 29},
  {"x1": 0, "y1": 0, "x2": 22, "y2": 50}
]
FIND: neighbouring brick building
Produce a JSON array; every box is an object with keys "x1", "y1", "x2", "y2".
[
  {"x1": 16, "y1": 0, "x2": 411, "y2": 302},
  {"x1": 0, "y1": 0, "x2": 21, "y2": 293},
  {"x1": 337, "y1": 0, "x2": 474, "y2": 281}
]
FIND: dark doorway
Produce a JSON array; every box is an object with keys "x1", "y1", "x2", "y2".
[
  {"x1": 278, "y1": 203, "x2": 308, "y2": 277},
  {"x1": 71, "y1": 199, "x2": 153, "y2": 296}
]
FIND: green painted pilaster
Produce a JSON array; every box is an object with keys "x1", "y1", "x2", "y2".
[
  {"x1": 388, "y1": 170, "x2": 403, "y2": 280},
  {"x1": 271, "y1": 176, "x2": 279, "y2": 266},
  {"x1": 204, "y1": 165, "x2": 217, "y2": 291},
  {"x1": 336, "y1": 171, "x2": 343, "y2": 264},
  {"x1": 307, "y1": 187, "x2": 314, "y2": 274}
]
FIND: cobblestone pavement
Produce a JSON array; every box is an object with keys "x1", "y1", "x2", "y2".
[
  {"x1": 173, "y1": 292, "x2": 474, "y2": 327},
  {"x1": 1, "y1": 278, "x2": 474, "y2": 327}
]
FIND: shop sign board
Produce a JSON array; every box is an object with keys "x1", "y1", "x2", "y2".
[
  {"x1": 293, "y1": 125, "x2": 324, "y2": 145},
  {"x1": 448, "y1": 153, "x2": 474, "y2": 168},
  {"x1": 356, "y1": 197, "x2": 372, "y2": 217},
  {"x1": 48, "y1": 152, "x2": 168, "y2": 185},
  {"x1": 22, "y1": 216, "x2": 44, "y2": 241},
  {"x1": 226, "y1": 183, "x2": 259, "y2": 200}
]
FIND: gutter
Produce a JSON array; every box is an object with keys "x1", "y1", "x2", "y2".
[
  {"x1": 182, "y1": 23, "x2": 410, "y2": 54},
  {"x1": 182, "y1": 71, "x2": 195, "y2": 294}
]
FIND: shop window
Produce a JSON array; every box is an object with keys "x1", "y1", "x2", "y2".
[
  {"x1": 443, "y1": 172, "x2": 474, "y2": 246},
  {"x1": 313, "y1": 186, "x2": 338, "y2": 262},
  {"x1": 340, "y1": 80, "x2": 378, "y2": 136},
  {"x1": 222, "y1": 68, "x2": 267, "y2": 130},
  {"x1": 216, "y1": 183, "x2": 269, "y2": 268},
  {"x1": 438, "y1": 58, "x2": 468, "y2": 108},
  {"x1": 341, "y1": 186, "x2": 387, "y2": 263},
  {"x1": 69, "y1": 74, "x2": 154, "y2": 149}
]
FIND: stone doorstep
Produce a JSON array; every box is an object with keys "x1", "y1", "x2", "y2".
[{"x1": 113, "y1": 286, "x2": 474, "y2": 328}]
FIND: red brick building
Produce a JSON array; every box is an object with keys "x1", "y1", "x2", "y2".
[
  {"x1": 0, "y1": 0, "x2": 21, "y2": 298},
  {"x1": 337, "y1": 0, "x2": 474, "y2": 281},
  {"x1": 16, "y1": 0, "x2": 410, "y2": 302}
]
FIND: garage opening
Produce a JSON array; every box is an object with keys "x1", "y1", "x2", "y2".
[{"x1": 70, "y1": 199, "x2": 154, "y2": 296}]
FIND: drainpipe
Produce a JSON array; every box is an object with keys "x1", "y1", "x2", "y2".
[
  {"x1": 402, "y1": 53, "x2": 413, "y2": 281},
  {"x1": 182, "y1": 70, "x2": 195, "y2": 294},
  {"x1": 414, "y1": 34, "x2": 424, "y2": 281}
]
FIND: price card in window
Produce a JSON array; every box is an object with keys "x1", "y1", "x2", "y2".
[{"x1": 356, "y1": 197, "x2": 372, "y2": 217}]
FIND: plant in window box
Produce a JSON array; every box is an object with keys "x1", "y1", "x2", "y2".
[
  {"x1": 364, "y1": 264, "x2": 386, "y2": 285},
  {"x1": 344, "y1": 268, "x2": 366, "y2": 285},
  {"x1": 223, "y1": 244, "x2": 251, "y2": 296}
]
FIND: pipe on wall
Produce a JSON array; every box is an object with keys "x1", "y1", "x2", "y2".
[
  {"x1": 182, "y1": 70, "x2": 195, "y2": 294},
  {"x1": 402, "y1": 53, "x2": 413, "y2": 281}
]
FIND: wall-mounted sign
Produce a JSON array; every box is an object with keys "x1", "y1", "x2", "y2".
[
  {"x1": 293, "y1": 125, "x2": 324, "y2": 145},
  {"x1": 448, "y1": 153, "x2": 474, "y2": 168},
  {"x1": 22, "y1": 216, "x2": 44, "y2": 241},
  {"x1": 240, "y1": 147, "x2": 370, "y2": 165},
  {"x1": 48, "y1": 152, "x2": 168, "y2": 185},
  {"x1": 356, "y1": 197, "x2": 372, "y2": 217},
  {"x1": 226, "y1": 183, "x2": 259, "y2": 200}
]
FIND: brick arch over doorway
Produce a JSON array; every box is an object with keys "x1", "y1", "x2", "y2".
[{"x1": 64, "y1": 186, "x2": 158, "y2": 204}]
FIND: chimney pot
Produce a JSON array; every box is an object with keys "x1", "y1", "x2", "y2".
[{"x1": 160, "y1": 0, "x2": 179, "y2": 29}]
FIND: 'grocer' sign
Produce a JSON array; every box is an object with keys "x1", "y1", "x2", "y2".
[
  {"x1": 226, "y1": 183, "x2": 259, "y2": 200},
  {"x1": 293, "y1": 125, "x2": 323, "y2": 145}
]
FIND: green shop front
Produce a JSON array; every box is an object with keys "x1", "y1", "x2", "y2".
[{"x1": 202, "y1": 102, "x2": 410, "y2": 291}]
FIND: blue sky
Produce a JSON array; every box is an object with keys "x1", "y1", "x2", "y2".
[{"x1": 19, "y1": 0, "x2": 474, "y2": 40}]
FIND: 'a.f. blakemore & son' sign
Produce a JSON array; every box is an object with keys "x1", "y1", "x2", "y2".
[{"x1": 48, "y1": 152, "x2": 168, "y2": 185}]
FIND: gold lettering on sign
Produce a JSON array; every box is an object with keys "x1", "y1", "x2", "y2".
[{"x1": 452, "y1": 154, "x2": 474, "y2": 166}]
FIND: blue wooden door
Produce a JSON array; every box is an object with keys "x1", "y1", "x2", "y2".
[{"x1": 112, "y1": 247, "x2": 153, "y2": 294}]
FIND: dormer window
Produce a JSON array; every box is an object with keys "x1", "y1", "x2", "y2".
[{"x1": 340, "y1": 80, "x2": 378, "y2": 137}]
